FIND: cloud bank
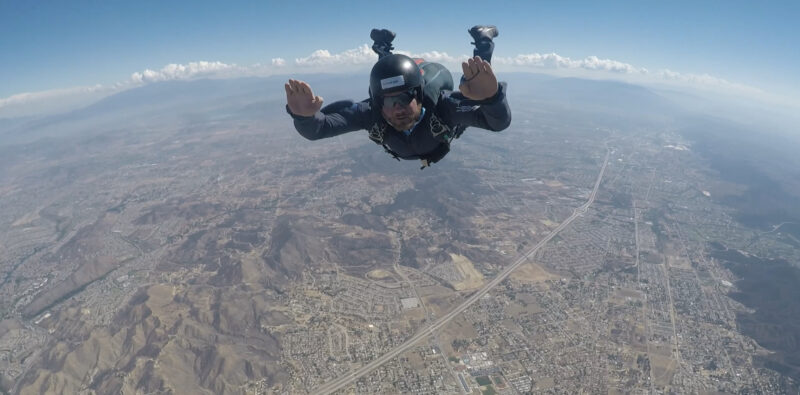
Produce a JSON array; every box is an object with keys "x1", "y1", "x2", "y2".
[
  {"x1": 0, "y1": 45, "x2": 785, "y2": 118},
  {"x1": 494, "y1": 53, "x2": 647, "y2": 74},
  {"x1": 294, "y1": 45, "x2": 376, "y2": 67},
  {"x1": 129, "y1": 61, "x2": 240, "y2": 84},
  {"x1": 0, "y1": 61, "x2": 250, "y2": 117}
]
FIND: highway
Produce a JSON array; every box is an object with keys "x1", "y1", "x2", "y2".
[{"x1": 314, "y1": 149, "x2": 611, "y2": 394}]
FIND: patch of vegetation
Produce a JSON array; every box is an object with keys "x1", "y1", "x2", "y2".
[
  {"x1": 451, "y1": 338, "x2": 469, "y2": 351},
  {"x1": 476, "y1": 376, "x2": 492, "y2": 386},
  {"x1": 714, "y1": 248, "x2": 800, "y2": 384}
]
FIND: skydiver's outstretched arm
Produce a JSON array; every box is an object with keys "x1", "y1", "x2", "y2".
[
  {"x1": 449, "y1": 25, "x2": 509, "y2": 132},
  {"x1": 441, "y1": 81, "x2": 511, "y2": 133},
  {"x1": 285, "y1": 79, "x2": 373, "y2": 141}
]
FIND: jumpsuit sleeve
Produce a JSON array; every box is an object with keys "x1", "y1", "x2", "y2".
[
  {"x1": 287, "y1": 99, "x2": 373, "y2": 141},
  {"x1": 438, "y1": 82, "x2": 512, "y2": 132}
]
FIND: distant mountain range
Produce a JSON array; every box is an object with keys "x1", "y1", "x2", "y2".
[
  {"x1": 2, "y1": 73, "x2": 798, "y2": 214},
  {"x1": 0, "y1": 73, "x2": 677, "y2": 144}
]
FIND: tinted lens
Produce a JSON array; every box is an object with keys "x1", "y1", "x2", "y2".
[{"x1": 383, "y1": 90, "x2": 416, "y2": 108}]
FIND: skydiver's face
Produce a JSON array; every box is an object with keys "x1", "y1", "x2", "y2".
[{"x1": 381, "y1": 90, "x2": 423, "y2": 131}]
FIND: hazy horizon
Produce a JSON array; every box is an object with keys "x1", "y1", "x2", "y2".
[{"x1": 3, "y1": 1, "x2": 799, "y2": 120}]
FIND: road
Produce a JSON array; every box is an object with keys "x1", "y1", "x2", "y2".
[{"x1": 313, "y1": 149, "x2": 611, "y2": 394}]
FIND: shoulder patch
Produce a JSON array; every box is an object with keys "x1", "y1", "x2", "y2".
[{"x1": 456, "y1": 104, "x2": 481, "y2": 112}]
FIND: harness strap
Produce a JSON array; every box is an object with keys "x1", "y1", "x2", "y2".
[
  {"x1": 368, "y1": 121, "x2": 401, "y2": 161},
  {"x1": 368, "y1": 113, "x2": 465, "y2": 168},
  {"x1": 383, "y1": 144, "x2": 402, "y2": 161}
]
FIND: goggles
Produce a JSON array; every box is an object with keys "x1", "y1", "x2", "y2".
[{"x1": 382, "y1": 89, "x2": 419, "y2": 108}]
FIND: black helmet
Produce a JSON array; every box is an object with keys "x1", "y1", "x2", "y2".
[{"x1": 369, "y1": 54, "x2": 424, "y2": 110}]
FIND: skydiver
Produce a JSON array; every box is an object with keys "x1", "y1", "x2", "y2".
[{"x1": 285, "y1": 26, "x2": 511, "y2": 169}]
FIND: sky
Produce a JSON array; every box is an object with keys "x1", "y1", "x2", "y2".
[{"x1": 1, "y1": 0, "x2": 799, "y2": 117}]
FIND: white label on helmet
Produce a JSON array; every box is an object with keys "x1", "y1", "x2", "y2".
[{"x1": 380, "y1": 75, "x2": 405, "y2": 90}]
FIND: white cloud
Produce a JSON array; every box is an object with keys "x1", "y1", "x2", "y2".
[
  {"x1": 0, "y1": 61, "x2": 253, "y2": 117},
  {"x1": 1, "y1": 45, "x2": 793, "y2": 118},
  {"x1": 396, "y1": 50, "x2": 464, "y2": 65},
  {"x1": 1, "y1": 61, "x2": 264, "y2": 117},
  {"x1": 582, "y1": 55, "x2": 647, "y2": 74},
  {"x1": 493, "y1": 53, "x2": 647, "y2": 74},
  {"x1": 286, "y1": 45, "x2": 469, "y2": 73},
  {"x1": 129, "y1": 61, "x2": 239, "y2": 84},
  {"x1": 294, "y1": 44, "x2": 376, "y2": 67},
  {"x1": 491, "y1": 52, "x2": 772, "y2": 98}
]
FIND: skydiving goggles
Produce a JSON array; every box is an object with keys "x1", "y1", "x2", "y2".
[{"x1": 382, "y1": 88, "x2": 421, "y2": 108}]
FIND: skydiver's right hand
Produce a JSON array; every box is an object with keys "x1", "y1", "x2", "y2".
[{"x1": 285, "y1": 79, "x2": 324, "y2": 117}]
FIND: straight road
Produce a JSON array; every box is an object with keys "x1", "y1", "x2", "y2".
[{"x1": 314, "y1": 149, "x2": 611, "y2": 394}]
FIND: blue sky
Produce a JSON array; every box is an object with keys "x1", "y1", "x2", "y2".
[{"x1": 1, "y1": 1, "x2": 799, "y2": 115}]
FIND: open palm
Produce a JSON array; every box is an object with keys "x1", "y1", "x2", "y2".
[
  {"x1": 458, "y1": 56, "x2": 498, "y2": 101},
  {"x1": 285, "y1": 79, "x2": 324, "y2": 117}
]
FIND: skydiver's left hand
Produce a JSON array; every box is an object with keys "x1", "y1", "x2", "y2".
[{"x1": 459, "y1": 56, "x2": 498, "y2": 101}]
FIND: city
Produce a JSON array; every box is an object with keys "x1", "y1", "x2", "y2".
[{"x1": 1, "y1": 86, "x2": 799, "y2": 393}]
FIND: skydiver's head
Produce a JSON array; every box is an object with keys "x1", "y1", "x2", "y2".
[{"x1": 369, "y1": 54, "x2": 424, "y2": 131}]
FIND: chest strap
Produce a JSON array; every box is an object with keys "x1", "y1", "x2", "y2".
[
  {"x1": 370, "y1": 113, "x2": 456, "y2": 143},
  {"x1": 368, "y1": 113, "x2": 464, "y2": 167},
  {"x1": 368, "y1": 122, "x2": 401, "y2": 161}
]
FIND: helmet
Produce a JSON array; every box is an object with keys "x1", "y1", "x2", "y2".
[{"x1": 369, "y1": 54, "x2": 424, "y2": 110}]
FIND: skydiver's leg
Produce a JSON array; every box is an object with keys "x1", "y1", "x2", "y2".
[
  {"x1": 474, "y1": 40, "x2": 494, "y2": 63},
  {"x1": 370, "y1": 28, "x2": 396, "y2": 59},
  {"x1": 468, "y1": 25, "x2": 498, "y2": 63}
]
